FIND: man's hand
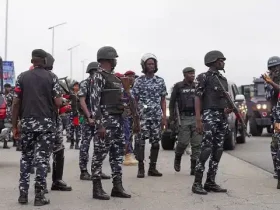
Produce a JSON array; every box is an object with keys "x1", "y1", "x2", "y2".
[
  {"x1": 262, "y1": 73, "x2": 273, "y2": 84},
  {"x1": 12, "y1": 127, "x2": 19, "y2": 140},
  {"x1": 97, "y1": 126, "x2": 106, "y2": 139},
  {"x1": 196, "y1": 119, "x2": 203, "y2": 134},
  {"x1": 87, "y1": 117, "x2": 95, "y2": 126}
]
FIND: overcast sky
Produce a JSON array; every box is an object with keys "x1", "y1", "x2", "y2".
[{"x1": 0, "y1": 0, "x2": 279, "y2": 91}]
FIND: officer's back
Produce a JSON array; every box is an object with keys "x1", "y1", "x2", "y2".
[{"x1": 20, "y1": 68, "x2": 56, "y2": 119}]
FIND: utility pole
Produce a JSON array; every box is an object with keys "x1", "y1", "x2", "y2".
[
  {"x1": 4, "y1": 0, "x2": 9, "y2": 61},
  {"x1": 67, "y1": 44, "x2": 80, "y2": 79},
  {"x1": 48, "y1": 22, "x2": 67, "y2": 56},
  {"x1": 81, "y1": 59, "x2": 88, "y2": 80}
]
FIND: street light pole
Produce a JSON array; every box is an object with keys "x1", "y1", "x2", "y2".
[
  {"x1": 48, "y1": 22, "x2": 67, "y2": 56},
  {"x1": 4, "y1": 0, "x2": 9, "y2": 61},
  {"x1": 81, "y1": 59, "x2": 88, "y2": 80},
  {"x1": 67, "y1": 44, "x2": 80, "y2": 79}
]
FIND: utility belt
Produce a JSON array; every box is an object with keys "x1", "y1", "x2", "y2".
[
  {"x1": 103, "y1": 104, "x2": 124, "y2": 115},
  {"x1": 180, "y1": 110, "x2": 195, "y2": 116}
]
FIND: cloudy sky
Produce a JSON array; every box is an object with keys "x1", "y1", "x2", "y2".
[{"x1": 0, "y1": 0, "x2": 278, "y2": 92}]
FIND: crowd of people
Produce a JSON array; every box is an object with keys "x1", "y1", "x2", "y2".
[{"x1": 7, "y1": 46, "x2": 249, "y2": 206}]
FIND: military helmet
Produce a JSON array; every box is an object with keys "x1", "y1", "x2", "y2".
[
  {"x1": 86, "y1": 62, "x2": 99, "y2": 73},
  {"x1": 45, "y1": 53, "x2": 55, "y2": 70},
  {"x1": 140, "y1": 53, "x2": 158, "y2": 73},
  {"x1": 97, "y1": 46, "x2": 118, "y2": 61},
  {"x1": 71, "y1": 81, "x2": 79, "y2": 89},
  {"x1": 267, "y1": 56, "x2": 280, "y2": 69},
  {"x1": 204, "y1": 50, "x2": 226, "y2": 67}
]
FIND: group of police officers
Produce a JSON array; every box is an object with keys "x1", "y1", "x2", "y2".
[{"x1": 11, "y1": 47, "x2": 250, "y2": 206}]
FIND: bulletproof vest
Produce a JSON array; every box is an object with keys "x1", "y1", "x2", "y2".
[
  {"x1": 100, "y1": 71, "x2": 123, "y2": 114},
  {"x1": 202, "y1": 72, "x2": 228, "y2": 110},
  {"x1": 177, "y1": 82, "x2": 195, "y2": 112},
  {"x1": 19, "y1": 68, "x2": 56, "y2": 120}
]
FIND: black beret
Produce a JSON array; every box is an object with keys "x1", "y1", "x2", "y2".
[{"x1": 32, "y1": 49, "x2": 47, "y2": 59}]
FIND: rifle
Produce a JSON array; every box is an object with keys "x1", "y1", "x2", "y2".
[
  {"x1": 120, "y1": 77, "x2": 140, "y2": 134},
  {"x1": 58, "y1": 76, "x2": 71, "y2": 95},
  {"x1": 214, "y1": 75, "x2": 251, "y2": 137},
  {"x1": 175, "y1": 101, "x2": 181, "y2": 127}
]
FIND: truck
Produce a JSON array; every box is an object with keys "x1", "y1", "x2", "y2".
[{"x1": 239, "y1": 78, "x2": 271, "y2": 136}]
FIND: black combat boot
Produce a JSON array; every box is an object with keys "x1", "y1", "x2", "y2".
[
  {"x1": 148, "y1": 143, "x2": 162, "y2": 177},
  {"x1": 92, "y1": 179, "x2": 110, "y2": 200},
  {"x1": 137, "y1": 161, "x2": 145, "y2": 178},
  {"x1": 204, "y1": 173, "x2": 227, "y2": 193},
  {"x1": 80, "y1": 170, "x2": 92, "y2": 180},
  {"x1": 51, "y1": 150, "x2": 72, "y2": 191},
  {"x1": 190, "y1": 159, "x2": 197, "y2": 176},
  {"x1": 34, "y1": 185, "x2": 50, "y2": 206},
  {"x1": 3, "y1": 140, "x2": 10, "y2": 149},
  {"x1": 192, "y1": 171, "x2": 207, "y2": 195},
  {"x1": 174, "y1": 154, "x2": 182, "y2": 172},
  {"x1": 13, "y1": 138, "x2": 17, "y2": 147},
  {"x1": 75, "y1": 139, "x2": 80, "y2": 150},
  {"x1": 111, "y1": 175, "x2": 131, "y2": 198},
  {"x1": 101, "y1": 172, "x2": 111, "y2": 180},
  {"x1": 18, "y1": 191, "x2": 28, "y2": 204}
]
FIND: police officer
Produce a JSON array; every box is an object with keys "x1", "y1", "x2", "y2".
[
  {"x1": 169, "y1": 67, "x2": 201, "y2": 175},
  {"x1": 78, "y1": 61, "x2": 111, "y2": 180},
  {"x1": 44, "y1": 53, "x2": 72, "y2": 192},
  {"x1": 263, "y1": 56, "x2": 280, "y2": 186},
  {"x1": 12, "y1": 49, "x2": 61, "y2": 206},
  {"x1": 90, "y1": 46, "x2": 131, "y2": 200},
  {"x1": 68, "y1": 82, "x2": 82, "y2": 149},
  {"x1": 192, "y1": 50, "x2": 230, "y2": 195},
  {"x1": 122, "y1": 70, "x2": 138, "y2": 166},
  {"x1": 132, "y1": 53, "x2": 168, "y2": 178}
]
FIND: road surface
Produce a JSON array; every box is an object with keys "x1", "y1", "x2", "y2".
[
  {"x1": 1, "y1": 138, "x2": 280, "y2": 210},
  {"x1": 227, "y1": 133, "x2": 274, "y2": 174}
]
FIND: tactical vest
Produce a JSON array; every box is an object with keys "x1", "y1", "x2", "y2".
[
  {"x1": 100, "y1": 71, "x2": 124, "y2": 114},
  {"x1": 178, "y1": 82, "x2": 195, "y2": 112},
  {"x1": 202, "y1": 72, "x2": 228, "y2": 110}
]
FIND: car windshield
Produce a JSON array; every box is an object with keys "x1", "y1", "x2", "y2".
[{"x1": 255, "y1": 83, "x2": 265, "y2": 96}]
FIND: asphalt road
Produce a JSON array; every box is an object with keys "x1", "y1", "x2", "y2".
[{"x1": 226, "y1": 132, "x2": 274, "y2": 174}]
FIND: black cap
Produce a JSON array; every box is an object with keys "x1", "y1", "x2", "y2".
[
  {"x1": 182, "y1": 67, "x2": 195, "y2": 73},
  {"x1": 32, "y1": 49, "x2": 47, "y2": 59}
]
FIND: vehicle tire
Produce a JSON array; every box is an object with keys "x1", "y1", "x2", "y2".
[
  {"x1": 249, "y1": 118, "x2": 263, "y2": 136},
  {"x1": 224, "y1": 128, "x2": 236, "y2": 150},
  {"x1": 267, "y1": 126, "x2": 272, "y2": 134},
  {"x1": 161, "y1": 130, "x2": 175, "y2": 150}
]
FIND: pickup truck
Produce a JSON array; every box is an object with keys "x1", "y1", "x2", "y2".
[{"x1": 161, "y1": 80, "x2": 247, "y2": 151}]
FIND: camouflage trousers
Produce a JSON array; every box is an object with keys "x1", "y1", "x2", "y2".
[
  {"x1": 80, "y1": 123, "x2": 94, "y2": 171},
  {"x1": 175, "y1": 115, "x2": 202, "y2": 160},
  {"x1": 195, "y1": 109, "x2": 228, "y2": 178},
  {"x1": 91, "y1": 115, "x2": 125, "y2": 179},
  {"x1": 66, "y1": 114, "x2": 82, "y2": 145},
  {"x1": 19, "y1": 131, "x2": 55, "y2": 194},
  {"x1": 124, "y1": 117, "x2": 133, "y2": 154},
  {"x1": 138, "y1": 118, "x2": 162, "y2": 144},
  {"x1": 53, "y1": 117, "x2": 65, "y2": 153}
]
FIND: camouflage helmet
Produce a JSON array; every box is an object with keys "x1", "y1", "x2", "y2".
[
  {"x1": 267, "y1": 56, "x2": 280, "y2": 69},
  {"x1": 71, "y1": 81, "x2": 79, "y2": 89},
  {"x1": 97, "y1": 46, "x2": 118, "y2": 61},
  {"x1": 45, "y1": 53, "x2": 55, "y2": 70},
  {"x1": 204, "y1": 50, "x2": 226, "y2": 67},
  {"x1": 86, "y1": 62, "x2": 99, "y2": 73},
  {"x1": 140, "y1": 53, "x2": 158, "y2": 73}
]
